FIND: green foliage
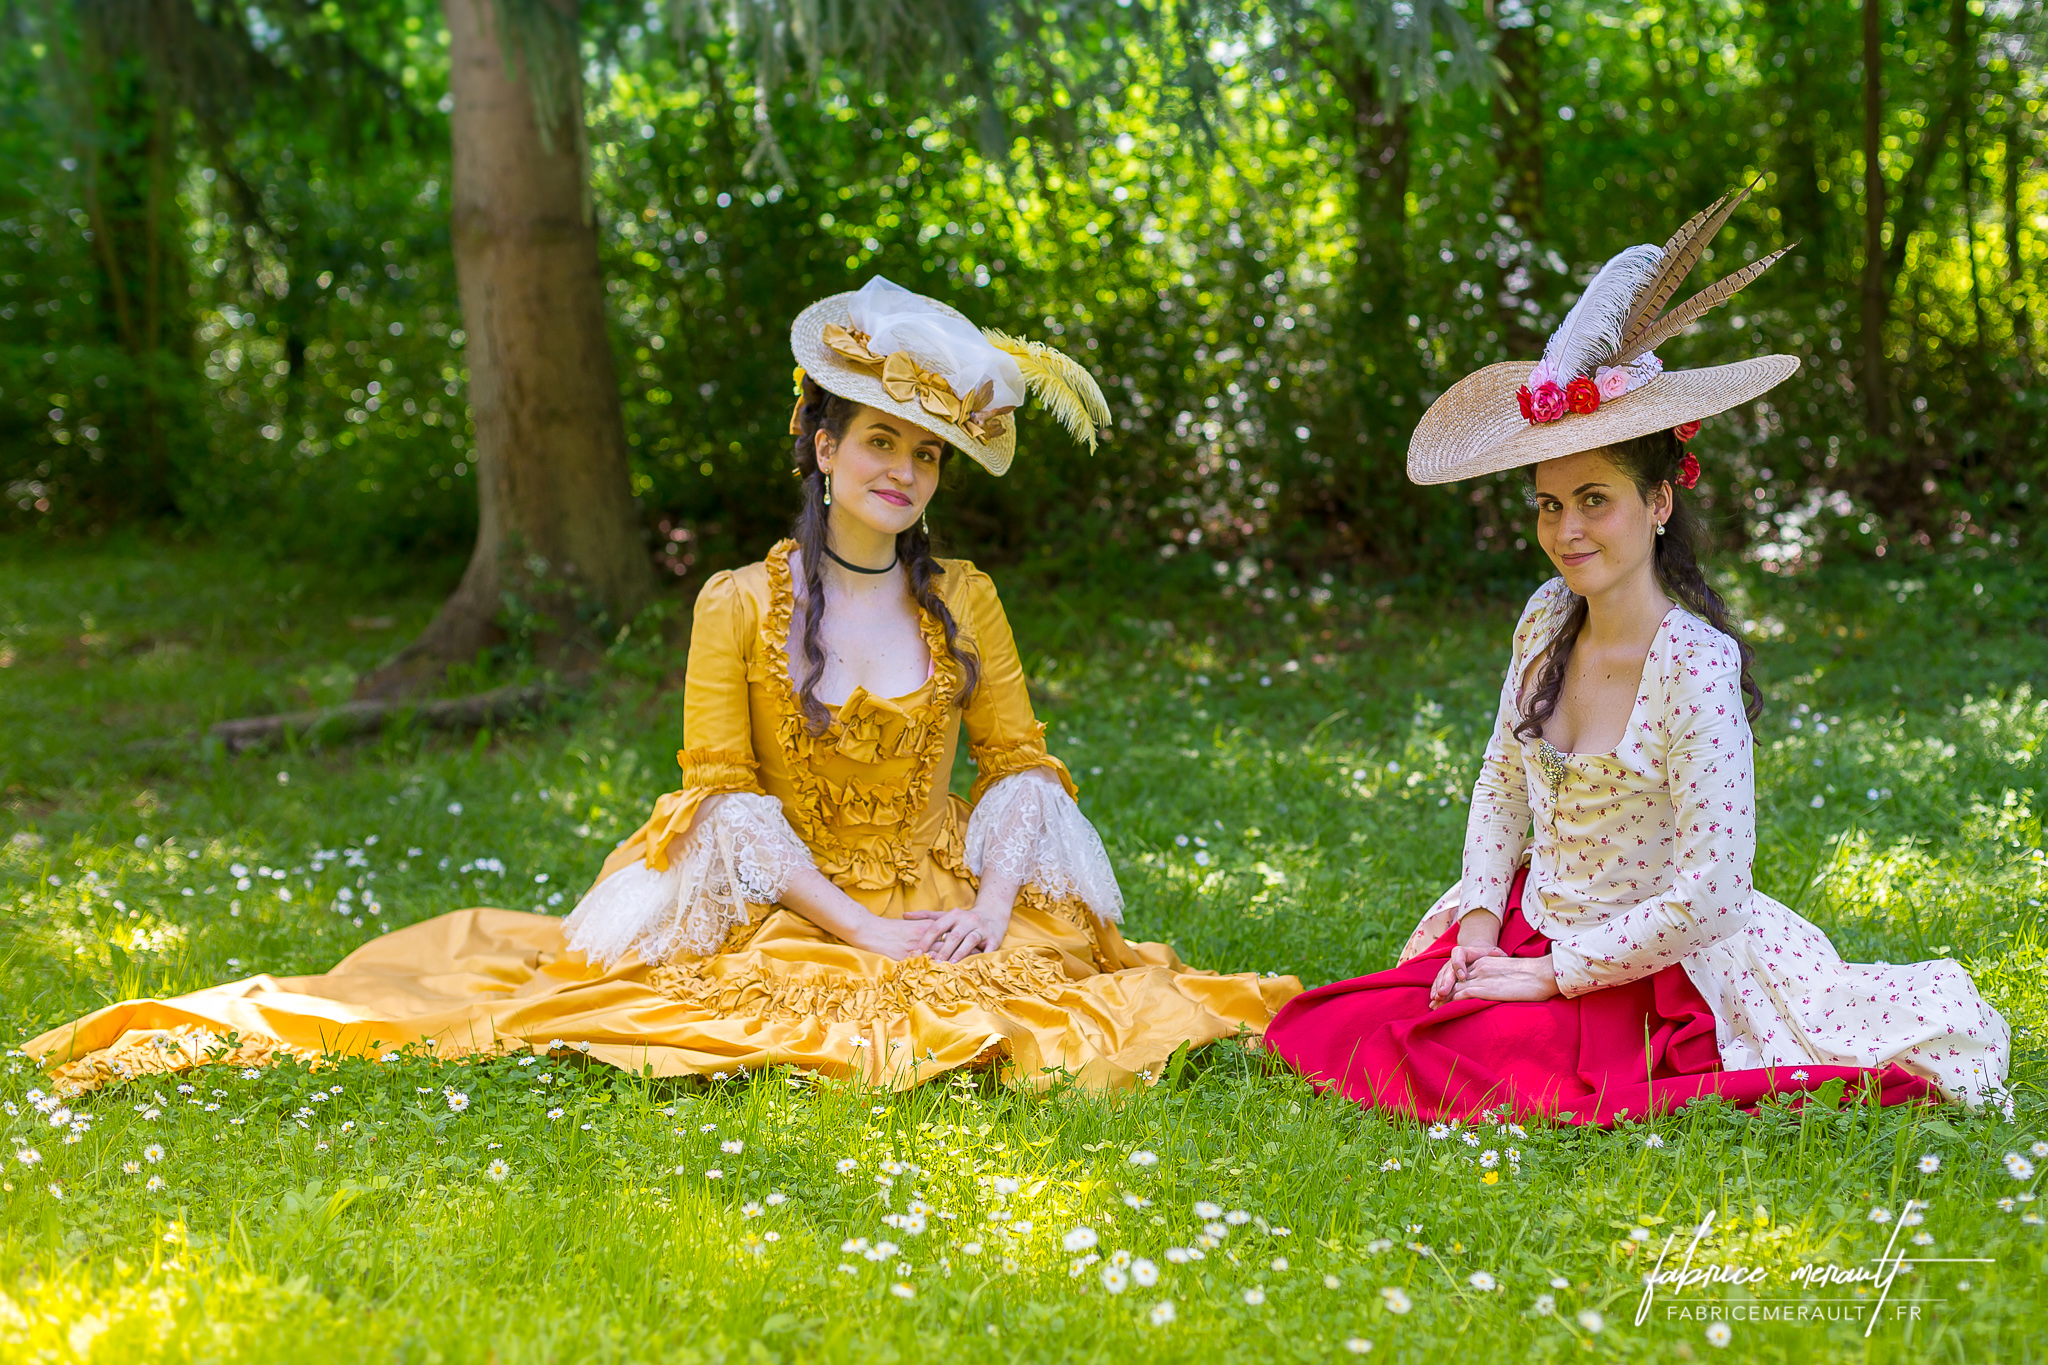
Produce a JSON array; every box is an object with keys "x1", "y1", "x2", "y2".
[
  {"x1": 4, "y1": 1, "x2": 2044, "y2": 583},
  {"x1": 1, "y1": 536, "x2": 2044, "y2": 1360}
]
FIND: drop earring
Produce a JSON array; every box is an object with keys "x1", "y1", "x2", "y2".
[
  {"x1": 921, "y1": 509, "x2": 930, "y2": 535},
  {"x1": 822, "y1": 473, "x2": 832, "y2": 507},
  {"x1": 1656, "y1": 522, "x2": 1667, "y2": 536}
]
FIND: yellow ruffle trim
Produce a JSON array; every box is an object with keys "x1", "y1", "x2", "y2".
[
  {"x1": 649, "y1": 942, "x2": 1075, "y2": 1024},
  {"x1": 763, "y1": 540, "x2": 959, "y2": 891},
  {"x1": 968, "y1": 728, "x2": 1078, "y2": 804},
  {"x1": 675, "y1": 747, "x2": 759, "y2": 791},
  {"x1": 43, "y1": 1025, "x2": 325, "y2": 1098}
]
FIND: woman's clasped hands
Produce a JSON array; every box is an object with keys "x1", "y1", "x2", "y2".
[{"x1": 1427, "y1": 910, "x2": 1560, "y2": 1008}]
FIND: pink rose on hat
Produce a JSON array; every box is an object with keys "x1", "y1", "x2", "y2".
[{"x1": 1595, "y1": 366, "x2": 1631, "y2": 400}]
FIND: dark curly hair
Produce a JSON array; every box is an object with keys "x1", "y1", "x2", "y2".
[
  {"x1": 1515, "y1": 428, "x2": 1762, "y2": 741},
  {"x1": 788, "y1": 374, "x2": 980, "y2": 735}
]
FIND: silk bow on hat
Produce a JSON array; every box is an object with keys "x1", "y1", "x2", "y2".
[{"x1": 819, "y1": 323, "x2": 1012, "y2": 442}]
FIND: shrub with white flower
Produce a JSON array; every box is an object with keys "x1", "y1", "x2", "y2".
[
  {"x1": 1380, "y1": 1287, "x2": 1412, "y2": 1314},
  {"x1": 143, "y1": 1144, "x2": 165, "y2": 1163},
  {"x1": 2005, "y1": 1153, "x2": 2037, "y2": 1180},
  {"x1": 1705, "y1": 1322, "x2": 1732, "y2": 1348},
  {"x1": 1131, "y1": 1258, "x2": 1158, "y2": 1287},
  {"x1": 446, "y1": 1091, "x2": 470, "y2": 1113},
  {"x1": 1343, "y1": 1338, "x2": 1372, "y2": 1354},
  {"x1": 1148, "y1": 1301, "x2": 1176, "y2": 1327},
  {"x1": 1128, "y1": 1149, "x2": 1158, "y2": 1167},
  {"x1": 1100, "y1": 1264, "x2": 1128, "y2": 1294},
  {"x1": 1868, "y1": 1207, "x2": 1893, "y2": 1224},
  {"x1": 1242, "y1": 1287, "x2": 1266, "y2": 1306},
  {"x1": 1468, "y1": 1271, "x2": 1498, "y2": 1291},
  {"x1": 486, "y1": 1159, "x2": 509, "y2": 1182},
  {"x1": 890, "y1": 1283, "x2": 915, "y2": 1300},
  {"x1": 1919, "y1": 1154, "x2": 1942, "y2": 1173},
  {"x1": 1192, "y1": 1200, "x2": 1221, "y2": 1219},
  {"x1": 1063, "y1": 1226, "x2": 1099, "y2": 1253},
  {"x1": 720, "y1": 1139, "x2": 744, "y2": 1154},
  {"x1": 1578, "y1": 1310, "x2": 1605, "y2": 1333}
]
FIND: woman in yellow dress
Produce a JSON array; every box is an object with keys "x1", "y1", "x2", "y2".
[{"x1": 29, "y1": 277, "x2": 1298, "y2": 1095}]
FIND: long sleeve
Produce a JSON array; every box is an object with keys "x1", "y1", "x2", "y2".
[
  {"x1": 949, "y1": 566, "x2": 1121, "y2": 918},
  {"x1": 567, "y1": 571, "x2": 816, "y2": 966},
  {"x1": 599, "y1": 572, "x2": 772, "y2": 883},
  {"x1": 955, "y1": 566, "x2": 1076, "y2": 802},
  {"x1": 1458, "y1": 685, "x2": 1533, "y2": 923},
  {"x1": 1455, "y1": 581, "x2": 1564, "y2": 922},
  {"x1": 1546, "y1": 631, "x2": 1758, "y2": 996}
]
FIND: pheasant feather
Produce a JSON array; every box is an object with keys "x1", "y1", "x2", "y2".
[
  {"x1": 982, "y1": 330, "x2": 1112, "y2": 452},
  {"x1": 1611, "y1": 244, "x2": 1794, "y2": 366},
  {"x1": 1540, "y1": 244, "x2": 1663, "y2": 385},
  {"x1": 1616, "y1": 177, "x2": 1760, "y2": 351}
]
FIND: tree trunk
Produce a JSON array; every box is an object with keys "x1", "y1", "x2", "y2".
[
  {"x1": 1337, "y1": 60, "x2": 1415, "y2": 421},
  {"x1": 1953, "y1": 0, "x2": 1986, "y2": 357},
  {"x1": 1861, "y1": 0, "x2": 1886, "y2": 436},
  {"x1": 2008, "y1": 91, "x2": 2031, "y2": 363},
  {"x1": 365, "y1": 0, "x2": 651, "y2": 697},
  {"x1": 1490, "y1": 9, "x2": 1546, "y2": 356}
]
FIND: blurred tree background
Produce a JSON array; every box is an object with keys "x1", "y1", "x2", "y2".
[{"x1": 3, "y1": 0, "x2": 2043, "y2": 639}]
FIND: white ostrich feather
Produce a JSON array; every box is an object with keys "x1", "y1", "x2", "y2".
[{"x1": 1540, "y1": 244, "x2": 1664, "y2": 384}]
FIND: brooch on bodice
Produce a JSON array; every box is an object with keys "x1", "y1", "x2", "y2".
[{"x1": 1536, "y1": 739, "x2": 1569, "y2": 793}]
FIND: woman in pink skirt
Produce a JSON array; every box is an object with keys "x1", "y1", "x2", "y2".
[{"x1": 1266, "y1": 189, "x2": 2009, "y2": 1125}]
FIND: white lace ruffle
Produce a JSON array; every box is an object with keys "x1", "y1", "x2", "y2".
[
  {"x1": 963, "y1": 772, "x2": 1124, "y2": 922},
  {"x1": 563, "y1": 793, "x2": 812, "y2": 967}
]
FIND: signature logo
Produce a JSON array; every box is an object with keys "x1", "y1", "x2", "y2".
[{"x1": 1634, "y1": 1204, "x2": 1994, "y2": 1337}]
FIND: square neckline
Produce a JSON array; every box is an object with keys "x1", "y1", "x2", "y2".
[{"x1": 1522, "y1": 601, "x2": 1680, "y2": 762}]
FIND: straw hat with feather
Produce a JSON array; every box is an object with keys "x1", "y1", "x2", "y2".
[
  {"x1": 1408, "y1": 182, "x2": 1801, "y2": 485},
  {"x1": 790, "y1": 276, "x2": 1110, "y2": 476}
]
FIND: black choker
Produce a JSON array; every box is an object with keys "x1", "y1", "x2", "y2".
[{"x1": 823, "y1": 545, "x2": 898, "y2": 575}]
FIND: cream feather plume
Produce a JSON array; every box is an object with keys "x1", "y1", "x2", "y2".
[
  {"x1": 982, "y1": 330, "x2": 1112, "y2": 453},
  {"x1": 1539, "y1": 244, "x2": 1663, "y2": 386},
  {"x1": 1611, "y1": 244, "x2": 1794, "y2": 366}
]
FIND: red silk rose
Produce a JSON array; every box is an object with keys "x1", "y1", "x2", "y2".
[
  {"x1": 1676, "y1": 452, "x2": 1701, "y2": 489},
  {"x1": 1564, "y1": 376, "x2": 1600, "y2": 415},
  {"x1": 1672, "y1": 419, "x2": 1701, "y2": 443},
  {"x1": 1516, "y1": 385, "x2": 1536, "y2": 421},
  {"x1": 1528, "y1": 381, "x2": 1567, "y2": 423}
]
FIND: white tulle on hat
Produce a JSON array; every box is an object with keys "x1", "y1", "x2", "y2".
[{"x1": 846, "y1": 277, "x2": 1027, "y2": 416}]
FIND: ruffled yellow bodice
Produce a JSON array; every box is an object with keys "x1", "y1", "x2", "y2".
[{"x1": 600, "y1": 540, "x2": 1073, "y2": 915}]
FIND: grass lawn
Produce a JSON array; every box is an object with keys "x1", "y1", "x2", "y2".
[{"x1": 0, "y1": 534, "x2": 2043, "y2": 1362}]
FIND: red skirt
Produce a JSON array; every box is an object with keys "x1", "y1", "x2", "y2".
[{"x1": 1266, "y1": 871, "x2": 1933, "y2": 1125}]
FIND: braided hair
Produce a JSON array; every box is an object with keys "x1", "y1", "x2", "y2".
[
  {"x1": 789, "y1": 374, "x2": 981, "y2": 736},
  {"x1": 1515, "y1": 428, "x2": 1762, "y2": 741}
]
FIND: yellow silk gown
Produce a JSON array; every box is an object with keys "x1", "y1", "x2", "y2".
[{"x1": 30, "y1": 543, "x2": 1298, "y2": 1095}]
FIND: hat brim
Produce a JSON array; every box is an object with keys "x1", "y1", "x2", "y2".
[
  {"x1": 1406, "y1": 355, "x2": 1800, "y2": 485},
  {"x1": 791, "y1": 292, "x2": 1018, "y2": 476}
]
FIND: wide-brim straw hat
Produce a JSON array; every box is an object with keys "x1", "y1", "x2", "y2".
[
  {"x1": 1407, "y1": 354, "x2": 1799, "y2": 484},
  {"x1": 791, "y1": 291, "x2": 1019, "y2": 476}
]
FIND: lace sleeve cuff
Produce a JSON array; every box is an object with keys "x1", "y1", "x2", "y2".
[
  {"x1": 969, "y1": 727, "x2": 1077, "y2": 804},
  {"x1": 964, "y1": 771, "x2": 1123, "y2": 922},
  {"x1": 564, "y1": 792, "x2": 811, "y2": 967}
]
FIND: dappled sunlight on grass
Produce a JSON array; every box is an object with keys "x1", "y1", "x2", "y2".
[{"x1": 1, "y1": 540, "x2": 2045, "y2": 1360}]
